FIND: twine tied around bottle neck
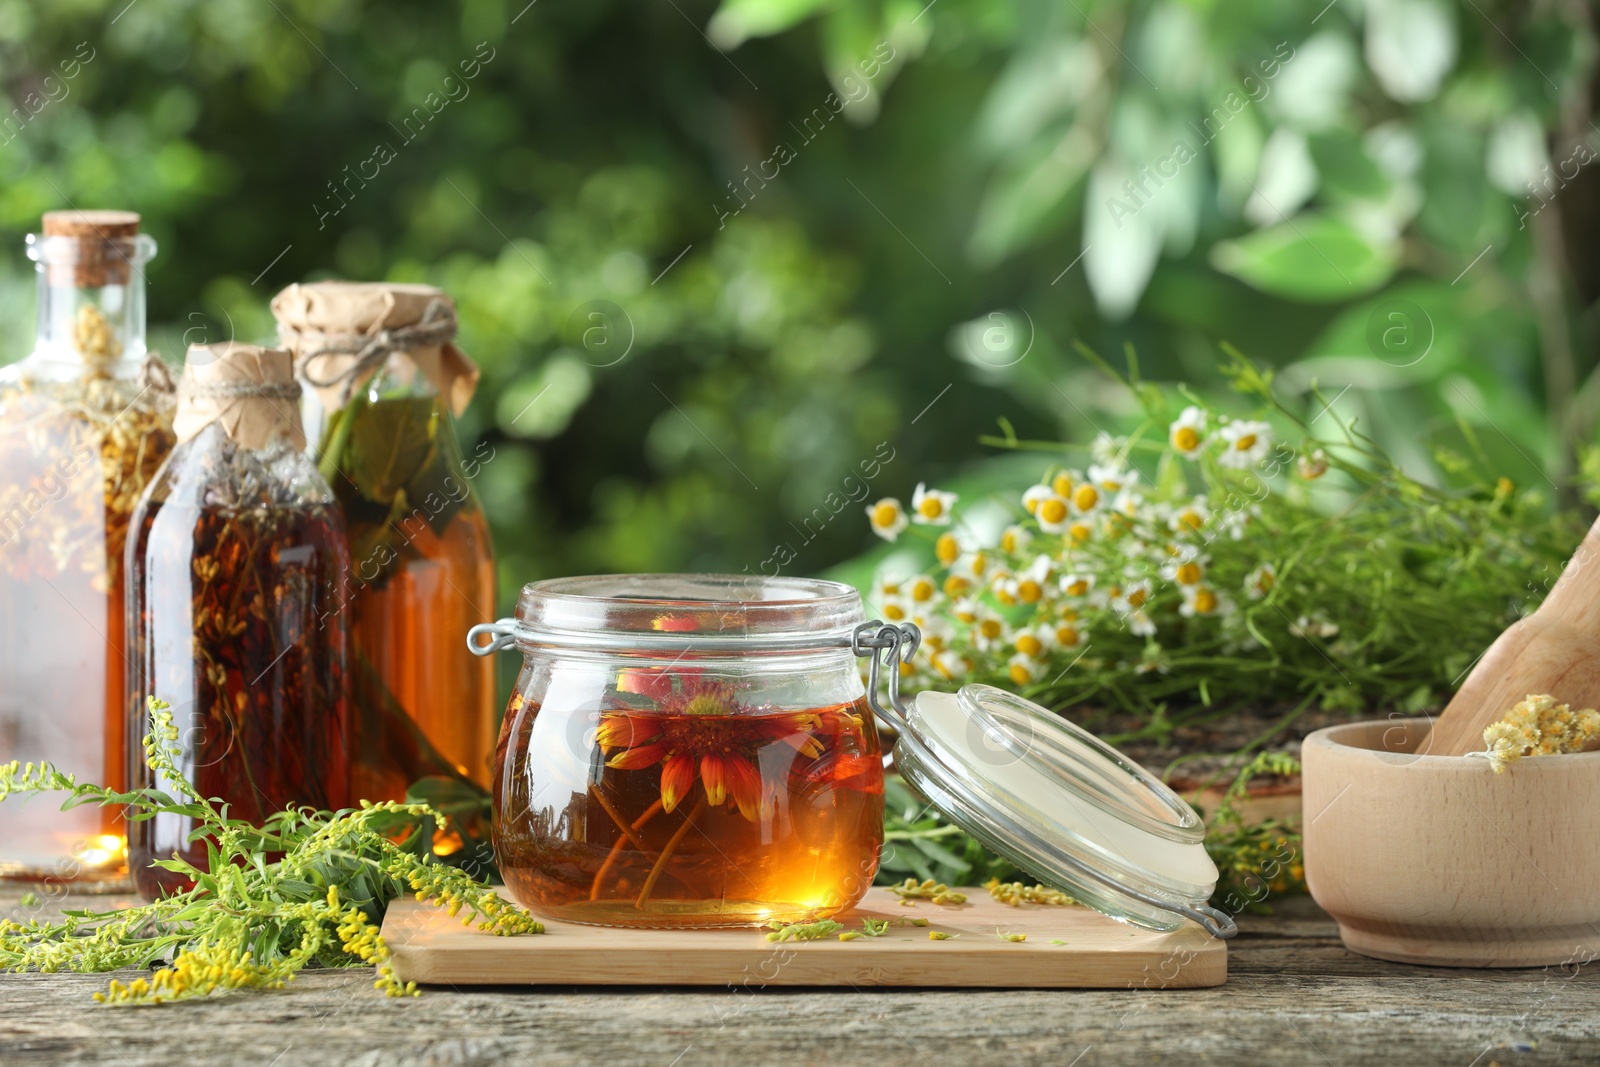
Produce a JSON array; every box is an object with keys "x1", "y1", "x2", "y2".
[
  {"x1": 139, "y1": 352, "x2": 177, "y2": 396},
  {"x1": 177, "y1": 377, "x2": 302, "y2": 402},
  {"x1": 293, "y1": 298, "x2": 457, "y2": 405}
]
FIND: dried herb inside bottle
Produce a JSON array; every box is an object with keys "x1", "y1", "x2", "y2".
[
  {"x1": 0, "y1": 210, "x2": 175, "y2": 882},
  {"x1": 126, "y1": 343, "x2": 351, "y2": 900}
]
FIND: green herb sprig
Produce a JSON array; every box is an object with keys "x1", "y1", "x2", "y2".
[{"x1": 0, "y1": 699, "x2": 541, "y2": 1005}]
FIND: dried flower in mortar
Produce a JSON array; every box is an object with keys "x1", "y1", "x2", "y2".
[
  {"x1": 985, "y1": 879, "x2": 1078, "y2": 907},
  {"x1": 1477, "y1": 693, "x2": 1600, "y2": 774}
]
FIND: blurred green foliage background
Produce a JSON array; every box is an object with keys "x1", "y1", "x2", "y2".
[{"x1": 0, "y1": 0, "x2": 1595, "y2": 608}]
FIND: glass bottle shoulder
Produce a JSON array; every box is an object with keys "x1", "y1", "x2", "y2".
[{"x1": 145, "y1": 423, "x2": 338, "y2": 510}]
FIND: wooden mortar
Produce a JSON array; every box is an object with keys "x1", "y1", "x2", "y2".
[{"x1": 1303, "y1": 717, "x2": 1600, "y2": 967}]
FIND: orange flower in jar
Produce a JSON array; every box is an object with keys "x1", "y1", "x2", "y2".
[{"x1": 596, "y1": 679, "x2": 824, "y2": 821}]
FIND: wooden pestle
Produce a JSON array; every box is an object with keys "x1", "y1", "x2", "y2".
[{"x1": 1427, "y1": 513, "x2": 1600, "y2": 755}]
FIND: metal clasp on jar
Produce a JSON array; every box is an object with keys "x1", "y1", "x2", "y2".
[
  {"x1": 850, "y1": 620, "x2": 920, "y2": 732},
  {"x1": 467, "y1": 618, "x2": 519, "y2": 656}
]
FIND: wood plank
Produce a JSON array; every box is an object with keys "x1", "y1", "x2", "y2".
[
  {"x1": 382, "y1": 886, "x2": 1226, "y2": 989},
  {"x1": 5, "y1": 886, "x2": 1600, "y2": 1066}
]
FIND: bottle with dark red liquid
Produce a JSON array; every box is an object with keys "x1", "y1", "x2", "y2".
[{"x1": 125, "y1": 342, "x2": 351, "y2": 900}]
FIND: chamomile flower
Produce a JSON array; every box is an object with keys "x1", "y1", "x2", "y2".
[
  {"x1": 1289, "y1": 614, "x2": 1340, "y2": 639},
  {"x1": 1298, "y1": 449, "x2": 1328, "y2": 480},
  {"x1": 1169, "y1": 406, "x2": 1207, "y2": 458},
  {"x1": 1066, "y1": 519, "x2": 1094, "y2": 545},
  {"x1": 1050, "y1": 469, "x2": 1079, "y2": 499},
  {"x1": 1113, "y1": 580, "x2": 1153, "y2": 613},
  {"x1": 989, "y1": 568, "x2": 1017, "y2": 605},
  {"x1": 1179, "y1": 585, "x2": 1222, "y2": 617},
  {"x1": 1218, "y1": 420, "x2": 1273, "y2": 469},
  {"x1": 1059, "y1": 572, "x2": 1094, "y2": 599},
  {"x1": 1035, "y1": 493, "x2": 1073, "y2": 533},
  {"x1": 1217, "y1": 503, "x2": 1259, "y2": 540},
  {"x1": 1127, "y1": 610, "x2": 1157, "y2": 637},
  {"x1": 917, "y1": 615, "x2": 956, "y2": 652},
  {"x1": 911, "y1": 483, "x2": 957, "y2": 525},
  {"x1": 867, "y1": 498, "x2": 909, "y2": 541},
  {"x1": 1070, "y1": 480, "x2": 1105, "y2": 515},
  {"x1": 1022, "y1": 483, "x2": 1055, "y2": 516},
  {"x1": 935, "y1": 532, "x2": 962, "y2": 566},
  {"x1": 1162, "y1": 553, "x2": 1207, "y2": 587},
  {"x1": 872, "y1": 574, "x2": 903, "y2": 600},
  {"x1": 906, "y1": 574, "x2": 941, "y2": 606},
  {"x1": 999, "y1": 524, "x2": 1033, "y2": 555},
  {"x1": 943, "y1": 573, "x2": 974, "y2": 599},
  {"x1": 1088, "y1": 462, "x2": 1137, "y2": 497},
  {"x1": 950, "y1": 597, "x2": 981, "y2": 625},
  {"x1": 1169, "y1": 496, "x2": 1210, "y2": 535},
  {"x1": 877, "y1": 592, "x2": 911, "y2": 622},
  {"x1": 1245, "y1": 563, "x2": 1276, "y2": 600},
  {"x1": 1007, "y1": 653, "x2": 1044, "y2": 686},
  {"x1": 1012, "y1": 625, "x2": 1053, "y2": 658},
  {"x1": 952, "y1": 551, "x2": 990, "y2": 581},
  {"x1": 1089, "y1": 432, "x2": 1122, "y2": 466},
  {"x1": 971, "y1": 609, "x2": 1007, "y2": 652},
  {"x1": 929, "y1": 649, "x2": 970, "y2": 681},
  {"x1": 1052, "y1": 619, "x2": 1087, "y2": 649},
  {"x1": 1011, "y1": 555, "x2": 1053, "y2": 604}
]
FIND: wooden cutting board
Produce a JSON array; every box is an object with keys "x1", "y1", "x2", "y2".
[{"x1": 381, "y1": 886, "x2": 1226, "y2": 989}]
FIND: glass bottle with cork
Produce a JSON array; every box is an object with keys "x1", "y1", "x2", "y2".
[
  {"x1": 125, "y1": 342, "x2": 351, "y2": 900},
  {"x1": 0, "y1": 210, "x2": 175, "y2": 882},
  {"x1": 272, "y1": 281, "x2": 496, "y2": 803}
]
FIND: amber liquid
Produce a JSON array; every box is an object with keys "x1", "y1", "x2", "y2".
[
  {"x1": 495, "y1": 696, "x2": 885, "y2": 927},
  {"x1": 0, "y1": 379, "x2": 172, "y2": 881},
  {"x1": 317, "y1": 393, "x2": 498, "y2": 800},
  {"x1": 348, "y1": 510, "x2": 497, "y2": 799},
  {"x1": 126, "y1": 500, "x2": 351, "y2": 899}
]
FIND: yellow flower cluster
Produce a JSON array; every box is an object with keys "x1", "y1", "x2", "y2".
[
  {"x1": 984, "y1": 878, "x2": 1078, "y2": 907},
  {"x1": 1480, "y1": 693, "x2": 1600, "y2": 774},
  {"x1": 887, "y1": 877, "x2": 968, "y2": 905}
]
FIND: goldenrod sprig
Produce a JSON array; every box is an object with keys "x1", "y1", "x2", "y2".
[{"x1": 0, "y1": 698, "x2": 542, "y2": 1005}]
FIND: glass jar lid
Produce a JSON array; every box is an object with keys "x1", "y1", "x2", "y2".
[
  {"x1": 469, "y1": 574, "x2": 865, "y2": 655},
  {"x1": 858, "y1": 623, "x2": 1236, "y2": 939}
]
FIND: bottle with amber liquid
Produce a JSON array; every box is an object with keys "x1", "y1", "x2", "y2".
[
  {"x1": 0, "y1": 211, "x2": 175, "y2": 882},
  {"x1": 125, "y1": 343, "x2": 351, "y2": 900},
  {"x1": 273, "y1": 282, "x2": 496, "y2": 801}
]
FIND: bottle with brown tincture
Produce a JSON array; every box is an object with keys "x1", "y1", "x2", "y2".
[
  {"x1": 0, "y1": 210, "x2": 175, "y2": 882},
  {"x1": 125, "y1": 343, "x2": 351, "y2": 900},
  {"x1": 273, "y1": 282, "x2": 497, "y2": 802}
]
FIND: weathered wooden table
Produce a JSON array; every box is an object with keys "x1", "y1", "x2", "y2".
[{"x1": 3, "y1": 884, "x2": 1597, "y2": 1066}]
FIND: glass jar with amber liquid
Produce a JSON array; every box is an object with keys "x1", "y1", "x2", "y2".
[
  {"x1": 273, "y1": 282, "x2": 496, "y2": 802},
  {"x1": 471, "y1": 575, "x2": 885, "y2": 928},
  {"x1": 0, "y1": 211, "x2": 174, "y2": 882}
]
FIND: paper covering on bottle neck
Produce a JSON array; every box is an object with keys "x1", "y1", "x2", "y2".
[
  {"x1": 270, "y1": 281, "x2": 478, "y2": 416},
  {"x1": 173, "y1": 343, "x2": 305, "y2": 451}
]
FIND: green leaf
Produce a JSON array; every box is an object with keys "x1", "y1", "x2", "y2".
[
  {"x1": 1308, "y1": 131, "x2": 1390, "y2": 200},
  {"x1": 708, "y1": 0, "x2": 834, "y2": 49},
  {"x1": 1210, "y1": 214, "x2": 1397, "y2": 302}
]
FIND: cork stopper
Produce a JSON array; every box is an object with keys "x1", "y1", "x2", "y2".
[
  {"x1": 174, "y1": 343, "x2": 305, "y2": 451},
  {"x1": 39, "y1": 210, "x2": 143, "y2": 287}
]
